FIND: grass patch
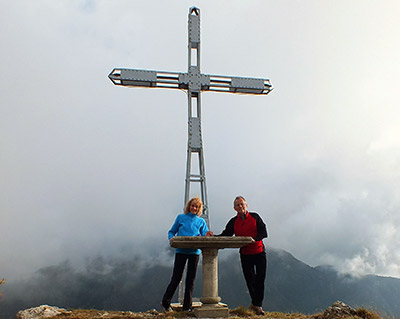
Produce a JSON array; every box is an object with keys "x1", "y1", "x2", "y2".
[
  {"x1": 54, "y1": 308, "x2": 197, "y2": 319},
  {"x1": 230, "y1": 306, "x2": 255, "y2": 317},
  {"x1": 355, "y1": 308, "x2": 382, "y2": 319},
  {"x1": 19, "y1": 305, "x2": 384, "y2": 319},
  {"x1": 312, "y1": 306, "x2": 385, "y2": 319},
  {"x1": 229, "y1": 307, "x2": 311, "y2": 319}
]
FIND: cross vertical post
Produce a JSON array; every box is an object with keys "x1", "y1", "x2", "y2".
[{"x1": 185, "y1": 7, "x2": 209, "y2": 226}]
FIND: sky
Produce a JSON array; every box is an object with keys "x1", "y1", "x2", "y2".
[{"x1": 1, "y1": 0, "x2": 400, "y2": 280}]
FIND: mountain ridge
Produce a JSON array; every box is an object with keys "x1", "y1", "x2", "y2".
[{"x1": 1, "y1": 246, "x2": 399, "y2": 318}]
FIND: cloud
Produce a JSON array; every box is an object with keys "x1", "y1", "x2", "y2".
[{"x1": 2, "y1": 0, "x2": 400, "y2": 281}]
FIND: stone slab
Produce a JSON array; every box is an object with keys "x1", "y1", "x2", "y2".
[
  {"x1": 193, "y1": 303, "x2": 229, "y2": 318},
  {"x1": 170, "y1": 236, "x2": 252, "y2": 249},
  {"x1": 171, "y1": 302, "x2": 202, "y2": 310}
]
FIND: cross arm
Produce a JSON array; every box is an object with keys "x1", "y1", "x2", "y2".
[
  {"x1": 108, "y1": 68, "x2": 273, "y2": 95},
  {"x1": 205, "y1": 74, "x2": 273, "y2": 95},
  {"x1": 108, "y1": 68, "x2": 183, "y2": 89}
]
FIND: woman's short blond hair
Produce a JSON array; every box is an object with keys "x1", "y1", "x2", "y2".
[{"x1": 184, "y1": 196, "x2": 203, "y2": 216}]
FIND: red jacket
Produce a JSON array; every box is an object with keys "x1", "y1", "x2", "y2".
[{"x1": 218, "y1": 211, "x2": 268, "y2": 255}]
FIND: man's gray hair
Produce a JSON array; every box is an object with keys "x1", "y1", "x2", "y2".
[{"x1": 234, "y1": 196, "x2": 246, "y2": 204}]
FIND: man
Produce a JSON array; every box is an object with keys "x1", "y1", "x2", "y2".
[{"x1": 217, "y1": 196, "x2": 268, "y2": 315}]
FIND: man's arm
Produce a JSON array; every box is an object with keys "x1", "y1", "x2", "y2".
[
  {"x1": 250, "y1": 212, "x2": 268, "y2": 242},
  {"x1": 216, "y1": 217, "x2": 236, "y2": 237}
]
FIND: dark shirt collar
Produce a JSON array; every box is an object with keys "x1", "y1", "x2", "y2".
[{"x1": 238, "y1": 211, "x2": 248, "y2": 220}]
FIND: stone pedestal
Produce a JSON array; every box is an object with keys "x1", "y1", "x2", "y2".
[
  {"x1": 201, "y1": 248, "x2": 220, "y2": 305},
  {"x1": 170, "y1": 236, "x2": 252, "y2": 318}
]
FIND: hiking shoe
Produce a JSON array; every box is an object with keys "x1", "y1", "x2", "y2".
[
  {"x1": 249, "y1": 304, "x2": 265, "y2": 315},
  {"x1": 161, "y1": 303, "x2": 172, "y2": 313}
]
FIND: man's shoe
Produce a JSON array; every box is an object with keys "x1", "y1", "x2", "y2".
[
  {"x1": 161, "y1": 303, "x2": 172, "y2": 313},
  {"x1": 249, "y1": 304, "x2": 265, "y2": 315}
]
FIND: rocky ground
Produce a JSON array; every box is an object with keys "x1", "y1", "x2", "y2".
[{"x1": 15, "y1": 301, "x2": 382, "y2": 319}]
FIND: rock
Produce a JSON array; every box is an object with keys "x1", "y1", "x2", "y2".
[
  {"x1": 321, "y1": 301, "x2": 357, "y2": 319},
  {"x1": 16, "y1": 305, "x2": 71, "y2": 319}
]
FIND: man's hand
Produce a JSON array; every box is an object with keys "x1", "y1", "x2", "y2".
[{"x1": 206, "y1": 231, "x2": 214, "y2": 236}]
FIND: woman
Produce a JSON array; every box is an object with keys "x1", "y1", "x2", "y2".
[{"x1": 161, "y1": 196, "x2": 211, "y2": 312}]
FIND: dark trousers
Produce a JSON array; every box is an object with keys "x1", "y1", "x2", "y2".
[
  {"x1": 240, "y1": 252, "x2": 267, "y2": 307},
  {"x1": 162, "y1": 253, "x2": 200, "y2": 309}
]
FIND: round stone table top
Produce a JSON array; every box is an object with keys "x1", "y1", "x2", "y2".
[{"x1": 170, "y1": 236, "x2": 253, "y2": 249}]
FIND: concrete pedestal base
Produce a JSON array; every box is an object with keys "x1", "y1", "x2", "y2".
[{"x1": 194, "y1": 303, "x2": 229, "y2": 318}]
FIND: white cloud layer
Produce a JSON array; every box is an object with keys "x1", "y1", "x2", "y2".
[{"x1": 1, "y1": 0, "x2": 400, "y2": 279}]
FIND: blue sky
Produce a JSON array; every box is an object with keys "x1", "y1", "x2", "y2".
[{"x1": 1, "y1": 0, "x2": 400, "y2": 279}]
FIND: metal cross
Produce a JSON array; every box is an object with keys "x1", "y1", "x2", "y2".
[{"x1": 108, "y1": 7, "x2": 273, "y2": 227}]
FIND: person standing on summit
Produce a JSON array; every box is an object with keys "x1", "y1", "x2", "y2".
[
  {"x1": 215, "y1": 196, "x2": 268, "y2": 315},
  {"x1": 161, "y1": 196, "x2": 212, "y2": 312}
]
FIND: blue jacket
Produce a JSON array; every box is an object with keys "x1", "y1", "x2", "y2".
[{"x1": 168, "y1": 213, "x2": 209, "y2": 255}]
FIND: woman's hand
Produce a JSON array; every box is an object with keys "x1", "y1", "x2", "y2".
[{"x1": 206, "y1": 231, "x2": 214, "y2": 236}]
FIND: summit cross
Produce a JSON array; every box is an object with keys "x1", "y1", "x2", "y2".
[{"x1": 108, "y1": 7, "x2": 273, "y2": 227}]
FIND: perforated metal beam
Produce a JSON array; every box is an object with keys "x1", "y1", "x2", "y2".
[{"x1": 109, "y1": 69, "x2": 272, "y2": 95}]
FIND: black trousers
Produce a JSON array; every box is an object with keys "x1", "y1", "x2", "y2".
[
  {"x1": 240, "y1": 252, "x2": 267, "y2": 307},
  {"x1": 162, "y1": 253, "x2": 200, "y2": 309}
]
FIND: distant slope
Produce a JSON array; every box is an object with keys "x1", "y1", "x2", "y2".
[
  {"x1": 218, "y1": 247, "x2": 400, "y2": 316},
  {"x1": 1, "y1": 247, "x2": 400, "y2": 319}
]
